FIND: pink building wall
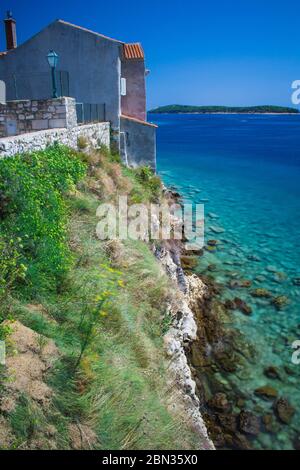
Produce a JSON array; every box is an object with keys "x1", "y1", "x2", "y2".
[{"x1": 121, "y1": 59, "x2": 146, "y2": 122}]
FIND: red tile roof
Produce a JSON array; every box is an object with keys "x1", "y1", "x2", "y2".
[{"x1": 123, "y1": 43, "x2": 144, "y2": 60}]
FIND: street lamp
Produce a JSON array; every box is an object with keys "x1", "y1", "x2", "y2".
[{"x1": 47, "y1": 50, "x2": 59, "y2": 98}]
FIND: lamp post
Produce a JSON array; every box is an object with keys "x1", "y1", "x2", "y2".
[{"x1": 47, "y1": 50, "x2": 59, "y2": 98}]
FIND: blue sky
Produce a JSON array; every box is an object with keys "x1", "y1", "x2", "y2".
[{"x1": 1, "y1": 0, "x2": 299, "y2": 108}]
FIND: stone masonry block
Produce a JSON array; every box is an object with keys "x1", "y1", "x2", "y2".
[
  {"x1": 55, "y1": 106, "x2": 67, "y2": 113},
  {"x1": 49, "y1": 119, "x2": 67, "y2": 129},
  {"x1": 32, "y1": 120, "x2": 49, "y2": 131}
]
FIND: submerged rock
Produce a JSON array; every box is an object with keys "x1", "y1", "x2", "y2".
[
  {"x1": 180, "y1": 255, "x2": 198, "y2": 270},
  {"x1": 264, "y1": 366, "x2": 281, "y2": 380},
  {"x1": 247, "y1": 254, "x2": 261, "y2": 262},
  {"x1": 234, "y1": 298, "x2": 252, "y2": 315},
  {"x1": 207, "y1": 264, "x2": 218, "y2": 272},
  {"x1": 204, "y1": 419, "x2": 225, "y2": 448},
  {"x1": 229, "y1": 279, "x2": 252, "y2": 289},
  {"x1": 208, "y1": 393, "x2": 231, "y2": 412},
  {"x1": 273, "y1": 272, "x2": 287, "y2": 284},
  {"x1": 238, "y1": 410, "x2": 261, "y2": 436},
  {"x1": 228, "y1": 432, "x2": 252, "y2": 450},
  {"x1": 262, "y1": 414, "x2": 279, "y2": 434},
  {"x1": 205, "y1": 245, "x2": 217, "y2": 253},
  {"x1": 236, "y1": 398, "x2": 246, "y2": 409},
  {"x1": 224, "y1": 299, "x2": 236, "y2": 310},
  {"x1": 292, "y1": 278, "x2": 300, "y2": 286},
  {"x1": 251, "y1": 288, "x2": 272, "y2": 298},
  {"x1": 240, "y1": 280, "x2": 252, "y2": 288},
  {"x1": 217, "y1": 413, "x2": 237, "y2": 433},
  {"x1": 271, "y1": 296, "x2": 289, "y2": 310},
  {"x1": 210, "y1": 225, "x2": 226, "y2": 234},
  {"x1": 273, "y1": 397, "x2": 295, "y2": 424},
  {"x1": 207, "y1": 239, "x2": 219, "y2": 246},
  {"x1": 266, "y1": 265, "x2": 278, "y2": 273},
  {"x1": 254, "y1": 386, "x2": 278, "y2": 400},
  {"x1": 284, "y1": 365, "x2": 296, "y2": 376}
]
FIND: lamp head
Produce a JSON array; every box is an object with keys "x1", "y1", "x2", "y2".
[{"x1": 47, "y1": 50, "x2": 59, "y2": 68}]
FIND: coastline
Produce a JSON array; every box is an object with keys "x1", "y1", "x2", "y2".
[
  {"x1": 149, "y1": 112, "x2": 299, "y2": 116},
  {"x1": 159, "y1": 184, "x2": 299, "y2": 451}
]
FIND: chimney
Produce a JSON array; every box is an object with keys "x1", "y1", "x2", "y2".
[{"x1": 4, "y1": 11, "x2": 17, "y2": 50}]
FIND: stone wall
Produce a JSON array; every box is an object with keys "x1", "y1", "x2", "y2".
[
  {"x1": 0, "y1": 97, "x2": 77, "y2": 138},
  {"x1": 0, "y1": 122, "x2": 110, "y2": 158}
]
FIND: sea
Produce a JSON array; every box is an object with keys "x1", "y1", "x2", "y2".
[{"x1": 149, "y1": 113, "x2": 300, "y2": 450}]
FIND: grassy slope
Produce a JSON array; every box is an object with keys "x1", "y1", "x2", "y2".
[{"x1": 0, "y1": 145, "x2": 199, "y2": 450}]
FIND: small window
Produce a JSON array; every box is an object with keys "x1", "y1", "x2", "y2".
[{"x1": 121, "y1": 78, "x2": 127, "y2": 96}]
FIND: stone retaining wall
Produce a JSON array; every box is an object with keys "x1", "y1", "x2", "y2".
[
  {"x1": 0, "y1": 122, "x2": 110, "y2": 158},
  {"x1": 0, "y1": 97, "x2": 77, "y2": 138}
]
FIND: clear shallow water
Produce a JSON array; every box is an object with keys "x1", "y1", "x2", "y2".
[{"x1": 149, "y1": 113, "x2": 300, "y2": 449}]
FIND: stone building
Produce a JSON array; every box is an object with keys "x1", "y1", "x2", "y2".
[{"x1": 0, "y1": 13, "x2": 156, "y2": 169}]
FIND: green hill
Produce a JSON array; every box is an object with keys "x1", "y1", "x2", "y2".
[{"x1": 149, "y1": 104, "x2": 299, "y2": 114}]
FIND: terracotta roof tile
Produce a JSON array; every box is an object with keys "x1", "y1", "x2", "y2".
[{"x1": 123, "y1": 43, "x2": 144, "y2": 60}]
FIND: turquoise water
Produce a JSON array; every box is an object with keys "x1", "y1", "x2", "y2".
[{"x1": 150, "y1": 113, "x2": 300, "y2": 449}]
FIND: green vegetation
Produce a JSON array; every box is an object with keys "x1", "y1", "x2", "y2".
[
  {"x1": 0, "y1": 145, "x2": 86, "y2": 298},
  {"x1": 0, "y1": 144, "x2": 198, "y2": 450},
  {"x1": 149, "y1": 104, "x2": 299, "y2": 114}
]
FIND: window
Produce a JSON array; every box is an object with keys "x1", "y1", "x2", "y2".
[{"x1": 121, "y1": 78, "x2": 127, "y2": 96}]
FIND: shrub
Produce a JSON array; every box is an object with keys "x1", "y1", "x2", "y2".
[
  {"x1": 77, "y1": 135, "x2": 88, "y2": 150},
  {"x1": 135, "y1": 166, "x2": 154, "y2": 183},
  {"x1": 0, "y1": 237, "x2": 27, "y2": 302},
  {"x1": 0, "y1": 145, "x2": 87, "y2": 295}
]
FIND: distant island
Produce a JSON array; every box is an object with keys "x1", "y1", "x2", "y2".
[{"x1": 149, "y1": 104, "x2": 299, "y2": 114}]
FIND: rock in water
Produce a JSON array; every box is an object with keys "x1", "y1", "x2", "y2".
[
  {"x1": 292, "y1": 278, "x2": 300, "y2": 286},
  {"x1": 264, "y1": 366, "x2": 281, "y2": 380},
  {"x1": 208, "y1": 393, "x2": 231, "y2": 412},
  {"x1": 229, "y1": 279, "x2": 252, "y2": 289},
  {"x1": 207, "y1": 239, "x2": 219, "y2": 246},
  {"x1": 217, "y1": 413, "x2": 237, "y2": 433},
  {"x1": 180, "y1": 255, "x2": 198, "y2": 270},
  {"x1": 207, "y1": 212, "x2": 219, "y2": 219},
  {"x1": 224, "y1": 299, "x2": 236, "y2": 310},
  {"x1": 247, "y1": 254, "x2": 261, "y2": 262},
  {"x1": 207, "y1": 264, "x2": 218, "y2": 272},
  {"x1": 210, "y1": 225, "x2": 225, "y2": 234},
  {"x1": 273, "y1": 272, "x2": 287, "y2": 283},
  {"x1": 234, "y1": 298, "x2": 252, "y2": 315},
  {"x1": 266, "y1": 265, "x2": 278, "y2": 273},
  {"x1": 239, "y1": 410, "x2": 261, "y2": 436},
  {"x1": 254, "y1": 386, "x2": 278, "y2": 400},
  {"x1": 271, "y1": 296, "x2": 289, "y2": 310},
  {"x1": 251, "y1": 288, "x2": 272, "y2": 298},
  {"x1": 273, "y1": 397, "x2": 295, "y2": 424},
  {"x1": 262, "y1": 414, "x2": 279, "y2": 434}
]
